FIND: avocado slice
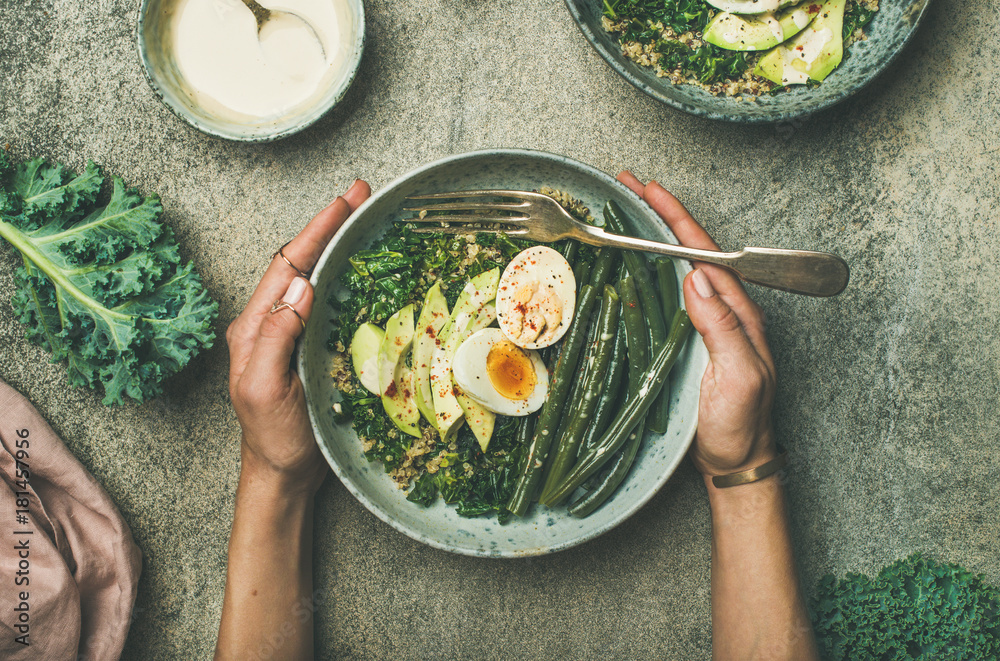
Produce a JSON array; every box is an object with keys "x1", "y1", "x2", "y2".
[
  {"x1": 430, "y1": 344, "x2": 466, "y2": 440},
  {"x1": 413, "y1": 282, "x2": 450, "y2": 429},
  {"x1": 755, "y1": 0, "x2": 846, "y2": 84},
  {"x1": 350, "y1": 322, "x2": 385, "y2": 394},
  {"x1": 430, "y1": 269, "x2": 501, "y2": 444},
  {"x1": 455, "y1": 390, "x2": 495, "y2": 453},
  {"x1": 468, "y1": 300, "x2": 497, "y2": 334},
  {"x1": 377, "y1": 304, "x2": 421, "y2": 438},
  {"x1": 706, "y1": 0, "x2": 800, "y2": 15},
  {"x1": 440, "y1": 268, "x2": 500, "y2": 340},
  {"x1": 705, "y1": 4, "x2": 821, "y2": 51}
]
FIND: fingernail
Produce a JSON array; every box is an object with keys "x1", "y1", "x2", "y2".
[
  {"x1": 692, "y1": 269, "x2": 716, "y2": 299},
  {"x1": 283, "y1": 277, "x2": 307, "y2": 305},
  {"x1": 347, "y1": 178, "x2": 362, "y2": 193}
]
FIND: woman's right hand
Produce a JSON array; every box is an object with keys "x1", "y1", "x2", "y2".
[{"x1": 617, "y1": 172, "x2": 778, "y2": 477}]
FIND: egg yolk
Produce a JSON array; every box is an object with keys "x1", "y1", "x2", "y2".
[{"x1": 486, "y1": 340, "x2": 537, "y2": 400}]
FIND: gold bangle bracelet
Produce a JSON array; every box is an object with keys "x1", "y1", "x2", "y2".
[{"x1": 711, "y1": 448, "x2": 788, "y2": 488}]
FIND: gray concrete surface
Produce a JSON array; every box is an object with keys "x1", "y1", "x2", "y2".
[{"x1": 1, "y1": 0, "x2": 998, "y2": 658}]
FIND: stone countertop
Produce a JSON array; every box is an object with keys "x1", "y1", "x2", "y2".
[{"x1": 1, "y1": 0, "x2": 997, "y2": 659}]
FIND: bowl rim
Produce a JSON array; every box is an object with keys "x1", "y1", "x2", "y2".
[
  {"x1": 298, "y1": 148, "x2": 706, "y2": 557},
  {"x1": 135, "y1": 0, "x2": 366, "y2": 143},
  {"x1": 562, "y1": 0, "x2": 934, "y2": 124}
]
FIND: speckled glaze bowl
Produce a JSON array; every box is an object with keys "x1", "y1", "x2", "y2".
[
  {"x1": 299, "y1": 150, "x2": 709, "y2": 557},
  {"x1": 136, "y1": 0, "x2": 365, "y2": 142},
  {"x1": 564, "y1": 0, "x2": 932, "y2": 123}
]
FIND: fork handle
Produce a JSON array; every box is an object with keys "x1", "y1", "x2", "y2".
[{"x1": 574, "y1": 226, "x2": 850, "y2": 297}]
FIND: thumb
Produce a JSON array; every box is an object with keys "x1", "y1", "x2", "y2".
[
  {"x1": 245, "y1": 277, "x2": 314, "y2": 387},
  {"x1": 683, "y1": 269, "x2": 755, "y2": 359}
]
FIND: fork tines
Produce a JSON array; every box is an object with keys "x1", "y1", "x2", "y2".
[{"x1": 402, "y1": 189, "x2": 532, "y2": 235}]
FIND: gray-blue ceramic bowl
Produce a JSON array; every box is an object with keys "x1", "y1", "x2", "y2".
[
  {"x1": 564, "y1": 0, "x2": 931, "y2": 123},
  {"x1": 299, "y1": 150, "x2": 709, "y2": 557},
  {"x1": 136, "y1": 0, "x2": 365, "y2": 142}
]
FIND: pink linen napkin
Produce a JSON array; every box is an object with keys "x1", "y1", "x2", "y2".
[{"x1": 0, "y1": 379, "x2": 142, "y2": 661}]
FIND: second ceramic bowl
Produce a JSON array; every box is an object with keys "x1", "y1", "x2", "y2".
[{"x1": 564, "y1": 0, "x2": 932, "y2": 123}]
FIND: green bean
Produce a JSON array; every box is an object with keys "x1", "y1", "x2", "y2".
[
  {"x1": 539, "y1": 285, "x2": 621, "y2": 504},
  {"x1": 605, "y1": 201, "x2": 670, "y2": 432},
  {"x1": 618, "y1": 276, "x2": 649, "y2": 382},
  {"x1": 572, "y1": 248, "x2": 592, "y2": 285},
  {"x1": 559, "y1": 240, "x2": 580, "y2": 264},
  {"x1": 579, "y1": 319, "x2": 628, "y2": 456},
  {"x1": 568, "y1": 419, "x2": 645, "y2": 518},
  {"x1": 513, "y1": 412, "x2": 536, "y2": 471},
  {"x1": 543, "y1": 309, "x2": 693, "y2": 507},
  {"x1": 570, "y1": 277, "x2": 654, "y2": 513},
  {"x1": 552, "y1": 350, "x2": 591, "y2": 458},
  {"x1": 588, "y1": 247, "x2": 620, "y2": 293},
  {"x1": 506, "y1": 284, "x2": 599, "y2": 517},
  {"x1": 656, "y1": 257, "x2": 680, "y2": 324},
  {"x1": 646, "y1": 258, "x2": 679, "y2": 433},
  {"x1": 603, "y1": 202, "x2": 666, "y2": 347}
]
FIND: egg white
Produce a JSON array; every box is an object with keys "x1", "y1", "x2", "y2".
[
  {"x1": 496, "y1": 246, "x2": 576, "y2": 350},
  {"x1": 452, "y1": 328, "x2": 548, "y2": 416}
]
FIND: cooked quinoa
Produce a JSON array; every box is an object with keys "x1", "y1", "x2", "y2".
[{"x1": 603, "y1": 0, "x2": 880, "y2": 100}]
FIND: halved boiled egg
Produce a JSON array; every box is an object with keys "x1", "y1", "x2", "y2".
[
  {"x1": 451, "y1": 328, "x2": 548, "y2": 416},
  {"x1": 496, "y1": 246, "x2": 576, "y2": 349}
]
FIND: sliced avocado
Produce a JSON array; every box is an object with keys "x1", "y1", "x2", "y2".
[
  {"x1": 706, "y1": 0, "x2": 799, "y2": 15},
  {"x1": 468, "y1": 300, "x2": 497, "y2": 335},
  {"x1": 755, "y1": 0, "x2": 846, "y2": 84},
  {"x1": 430, "y1": 344, "x2": 465, "y2": 440},
  {"x1": 413, "y1": 282, "x2": 450, "y2": 429},
  {"x1": 705, "y1": 4, "x2": 821, "y2": 51},
  {"x1": 440, "y1": 268, "x2": 500, "y2": 341},
  {"x1": 455, "y1": 389, "x2": 495, "y2": 453},
  {"x1": 431, "y1": 270, "x2": 501, "y2": 445},
  {"x1": 350, "y1": 322, "x2": 385, "y2": 394},
  {"x1": 377, "y1": 304, "x2": 421, "y2": 438}
]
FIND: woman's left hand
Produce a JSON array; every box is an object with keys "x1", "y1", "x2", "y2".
[{"x1": 226, "y1": 179, "x2": 371, "y2": 495}]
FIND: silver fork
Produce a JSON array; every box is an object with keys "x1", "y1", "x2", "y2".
[{"x1": 403, "y1": 190, "x2": 849, "y2": 297}]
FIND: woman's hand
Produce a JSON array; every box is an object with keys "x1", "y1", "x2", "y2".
[
  {"x1": 617, "y1": 172, "x2": 777, "y2": 477},
  {"x1": 226, "y1": 179, "x2": 372, "y2": 494}
]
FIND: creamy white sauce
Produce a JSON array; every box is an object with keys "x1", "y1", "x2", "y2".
[
  {"x1": 169, "y1": 0, "x2": 354, "y2": 121},
  {"x1": 791, "y1": 9, "x2": 811, "y2": 30},
  {"x1": 778, "y1": 25, "x2": 833, "y2": 84},
  {"x1": 761, "y1": 12, "x2": 784, "y2": 44}
]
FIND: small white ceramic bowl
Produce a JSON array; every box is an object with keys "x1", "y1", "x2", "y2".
[
  {"x1": 136, "y1": 0, "x2": 365, "y2": 142},
  {"x1": 299, "y1": 150, "x2": 709, "y2": 557}
]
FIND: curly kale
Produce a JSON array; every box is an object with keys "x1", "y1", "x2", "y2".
[
  {"x1": 606, "y1": 0, "x2": 753, "y2": 86},
  {"x1": 811, "y1": 554, "x2": 1000, "y2": 660},
  {"x1": 844, "y1": 1, "x2": 878, "y2": 40},
  {"x1": 407, "y1": 417, "x2": 524, "y2": 524},
  {"x1": 328, "y1": 223, "x2": 528, "y2": 351},
  {"x1": 0, "y1": 152, "x2": 218, "y2": 405},
  {"x1": 607, "y1": 0, "x2": 713, "y2": 34}
]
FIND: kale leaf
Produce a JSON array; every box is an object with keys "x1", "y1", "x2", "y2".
[
  {"x1": 607, "y1": 0, "x2": 712, "y2": 34},
  {"x1": 0, "y1": 152, "x2": 218, "y2": 405},
  {"x1": 811, "y1": 554, "x2": 1000, "y2": 660},
  {"x1": 844, "y1": 0, "x2": 878, "y2": 40},
  {"x1": 328, "y1": 223, "x2": 528, "y2": 351},
  {"x1": 405, "y1": 416, "x2": 524, "y2": 524},
  {"x1": 606, "y1": 0, "x2": 753, "y2": 86}
]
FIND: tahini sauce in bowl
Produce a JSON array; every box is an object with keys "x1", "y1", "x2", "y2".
[{"x1": 138, "y1": 0, "x2": 365, "y2": 141}]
